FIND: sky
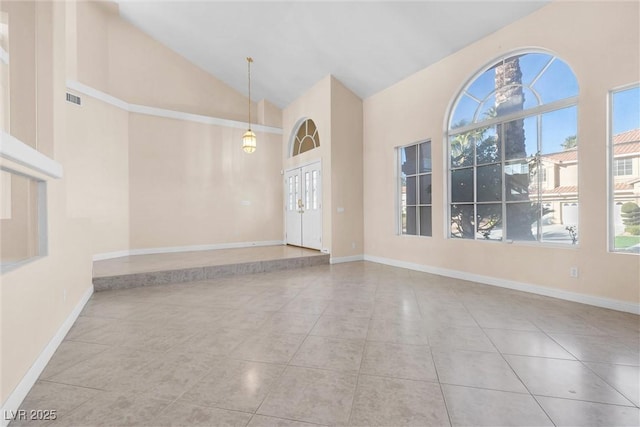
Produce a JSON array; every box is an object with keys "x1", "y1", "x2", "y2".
[{"x1": 613, "y1": 86, "x2": 640, "y2": 135}]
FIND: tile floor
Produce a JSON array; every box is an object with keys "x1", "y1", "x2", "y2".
[{"x1": 14, "y1": 262, "x2": 640, "y2": 426}]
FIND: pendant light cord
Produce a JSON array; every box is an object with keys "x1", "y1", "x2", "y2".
[{"x1": 247, "y1": 57, "x2": 253, "y2": 131}]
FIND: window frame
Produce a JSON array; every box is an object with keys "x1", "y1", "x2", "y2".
[
  {"x1": 291, "y1": 119, "x2": 320, "y2": 157},
  {"x1": 397, "y1": 139, "x2": 432, "y2": 237},
  {"x1": 608, "y1": 82, "x2": 640, "y2": 255},
  {"x1": 613, "y1": 157, "x2": 633, "y2": 177},
  {"x1": 446, "y1": 49, "x2": 579, "y2": 246}
]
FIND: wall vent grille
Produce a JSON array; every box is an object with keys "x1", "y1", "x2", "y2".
[{"x1": 66, "y1": 92, "x2": 81, "y2": 105}]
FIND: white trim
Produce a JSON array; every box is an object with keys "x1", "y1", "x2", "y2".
[
  {"x1": 0, "y1": 132, "x2": 63, "y2": 179},
  {"x1": 0, "y1": 286, "x2": 93, "y2": 427},
  {"x1": 330, "y1": 255, "x2": 364, "y2": 264},
  {"x1": 92, "y1": 240, "x2": 285, "y2": 261},
  {"x1": 0, "y1": 46, "x2": 8, "y2": 65},
  {"x1": 92, "y1": 250, "x2": 131, "y2": 261},
  {"x1": 66, "y1": 80, "x2": 283, "y2": 135},
  {"x1": 363, "y1": 254, "x2": 640, "y2": 315}
]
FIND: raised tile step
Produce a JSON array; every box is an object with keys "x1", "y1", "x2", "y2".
[{"x1": 92, "y1": 250, "x2": 329, "y2": 292}]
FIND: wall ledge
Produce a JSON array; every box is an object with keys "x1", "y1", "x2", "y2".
[
  {"x1": 0, "y1": 132, "x2": 63, "y2": 179},
  {"x1": 0, "y1": 286, "x2": 93, "y2": 427},
  {"x1": 93, "y1": 240, "x2": 286, "y2": 261},
  {"x1": 66, "y1": 80, "x2": 283, "y2": 135},
  {"x1": 363, "y1": 254, "x2": 640, "y2": 315}
]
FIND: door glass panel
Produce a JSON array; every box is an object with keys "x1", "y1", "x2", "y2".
[
  {"x1": 304, "y1": 172, "x2": 311, "y2": 209},
  {"x1": 288, "y1": 177, "x2": 293, "y2": 211},
  {"x1": 312, "y1": 170, "x2": 318, "y2": 210},
  {"x1": 295, "y1": 175, "x2": 299, "y2": 209}
]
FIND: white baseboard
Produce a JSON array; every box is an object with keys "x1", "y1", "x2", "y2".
[
  {"x1": 330, "y1": 254, "x2": 364, "y2": 264},
  {"x1": 92, "y1": 250, "x2": 130, "y2": 261},
  {"x1": 93, "y1": 240, "x2": 286, "y2": 261},
  {"x1": 0, "y1": 286, "x2": 93, "y2": 427},
  {"x1": 363, "y1": 255, "x2": 640, "y2": 315}
]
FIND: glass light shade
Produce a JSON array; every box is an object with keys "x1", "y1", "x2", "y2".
[{"x1": 242, "y1": 130, "x2": 257, "y2": 154}]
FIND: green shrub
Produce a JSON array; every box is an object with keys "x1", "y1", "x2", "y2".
[
  {"x1": 625, "y1": 225, "x2": 640, "y2": 236},
  {"x1": 621, "y1": 202, "x2": 640, "y2": 226}
]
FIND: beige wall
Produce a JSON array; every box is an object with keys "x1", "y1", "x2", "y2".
[
  {"x1": 128, "y1": 114, "x2": 283, "y2": 249},
  {"x1": 258, "y1": 99, "x2": 282, "y2": 128},
  {"x1": 5, "y1": 1, "x2": 36, "y2": 149},
  {"x1": 66, "y1": 0, "x2": 284, "y2": 254},
  {"x1": 330, "y1": 78, "x2": 364, "y2": 259},
  {"x1": 363, "y1": 1, "x2": 640, "y2": 304},
  {"x1": 1, "y1": 0, "x2": 94, "y2": 406},
  {"x1": 64, "y1": 95, "x2": 130, "y2": 254}
]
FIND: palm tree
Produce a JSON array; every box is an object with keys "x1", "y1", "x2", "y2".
[{"x1": 495, "y1": 56, "x2": 534, "y2": 240}]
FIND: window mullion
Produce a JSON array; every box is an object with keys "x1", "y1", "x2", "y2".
[
  {"x1": 537, "y1": 114, "x2": 543, "y2": 242},
  {"x1": 450, "y1": 96, "x2": 578, "y2": 136},
  {"x1": 501, "y1": 123, "x2": 507, "y2": 242}
]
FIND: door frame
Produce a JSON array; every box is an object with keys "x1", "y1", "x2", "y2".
[{"x1": 283, "y1": 159, "x2": 323, "y2": 250}]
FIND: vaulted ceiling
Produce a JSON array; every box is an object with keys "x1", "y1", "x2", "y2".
[{"x1": 115, "y1": 1, "x2": 548, "y2": 109}]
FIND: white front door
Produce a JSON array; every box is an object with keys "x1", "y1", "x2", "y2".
[{"x1": 284, "y1": 162, "x2": 322, "y2": 250}]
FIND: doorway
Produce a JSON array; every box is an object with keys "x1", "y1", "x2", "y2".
[{"x1": 284, "y1": 162, "x2": 322, "y2": 250}]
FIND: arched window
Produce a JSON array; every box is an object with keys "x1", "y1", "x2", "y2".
[
  {"x1": 292, "y1": 119, "x2": 320, "y2": 156},
  {"x1": 447, "y1": 51, "x2": 579, "y2": 244}
]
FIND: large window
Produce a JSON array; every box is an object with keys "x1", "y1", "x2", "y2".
[
  {"x1": 399, "y1": 141, "x2": 432, "y2": 236},
  {"x1": 448, "y1": 52, "x2": 579, "y2": 244},
  {"x1": 610, "y1": 85, "x2": 640, "y2": 254}
]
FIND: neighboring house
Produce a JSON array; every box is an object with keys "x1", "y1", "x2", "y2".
[{"x1": 539, "y1": 129, "x2": 640, "y2": 232}]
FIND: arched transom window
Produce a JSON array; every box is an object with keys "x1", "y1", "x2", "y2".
[
  {"x1": 292, "y1": 119, "x2": 320, "y2": 156},
  {"x1": 448, "y1": 51, "x2": 579, "y2": 245}
]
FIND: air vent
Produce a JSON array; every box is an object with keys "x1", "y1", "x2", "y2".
[{"x1": 66, "y1": 92, "x2": 81, "y2": 106}]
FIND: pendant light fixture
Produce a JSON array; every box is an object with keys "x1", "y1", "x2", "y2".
[{"x1": 242, "y1": 57, "x2": 257, "y2": 154}]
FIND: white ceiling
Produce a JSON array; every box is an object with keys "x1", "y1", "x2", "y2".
[{"x1": 115, "y1": 1, "x2": 548, "y2": 109}]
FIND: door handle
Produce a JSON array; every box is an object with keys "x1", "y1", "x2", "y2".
[{"x1": 298, "y1": 199, "x2": 304, "y2": 213}]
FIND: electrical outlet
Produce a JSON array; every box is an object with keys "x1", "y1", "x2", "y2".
[
  {"x1": 351, "y1": 242, "x2": 356, "y2": 249},
  {"x1": 569, "y1": 267, "x2": 579, "y2": 278}
]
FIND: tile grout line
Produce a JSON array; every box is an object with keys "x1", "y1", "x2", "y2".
[
  {"x1": 412, "y1": 282, "x2": 454, "y2": 427},
  {"x1": 251, "y1": 279, "x2": 327, "y2": 423},
  {"x1": 481, "y1": 328, "x2": 558, "y2": 426},
  {"x1": 344, "y1": 278, "x2": 379, "y2": 426},
  {"x1": 541, "y1": 328, "x2": 639, "y2": 408}
]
